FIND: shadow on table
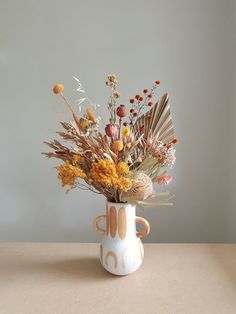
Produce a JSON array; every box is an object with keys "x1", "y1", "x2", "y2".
[
  {"x1": 0, "y1": 256, "x2": 121, "y2": 281},
  {"x1": 28, "y1": 257, "x2": 118, "y2": 281}
]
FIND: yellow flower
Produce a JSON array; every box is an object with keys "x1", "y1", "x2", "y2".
[
  {"x1": 126, "y1": 142, "x2": 132, "y2": 149},
  {"x1": 116, "y1": 161, "x2": 129, "y2": 175},
  {"x1": 122, "y1": 127, "x2": 130, "y2": 138},
  {"x1": 90, "y1": 159, "x2": 117, "y2": 186},
  {"x1": 71, "y1": 154, "x2": 84, "y2": 165},
  {"x1": 115, "y1": 177, "x2": 133, "y2": 192},
  {"x1": 112, "y1": 140, "x2": 123, "y2": 151},
  {"x1": 57, "y1": 161, "x2": 86, "y2": 187},
  {"x1": 90, "y1": 159, "x2": 132, "y2": 191},
  {"x1": 79, "y1": 118, "x2": 89, "y2": 130}
]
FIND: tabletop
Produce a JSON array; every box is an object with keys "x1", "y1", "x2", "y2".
[{"x1": 0, "y1": 243, "x2": 236, "y2": 314}]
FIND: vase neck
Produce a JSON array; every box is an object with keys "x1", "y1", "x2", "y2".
[{"x1": 106, "y1": 202, "x2": 136, "y2": 240}]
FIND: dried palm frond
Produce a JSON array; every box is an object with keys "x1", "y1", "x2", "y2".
[{"x1": 133, "y1": 93, "x2": 175, "y2": 144}]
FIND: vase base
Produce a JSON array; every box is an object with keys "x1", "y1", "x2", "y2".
[{"x1": 99, "y1": 238, "x2": 144, "y2": 276}]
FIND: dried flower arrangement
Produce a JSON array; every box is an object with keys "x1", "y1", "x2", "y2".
[{"x1": 44, "y1": 75, "x2": 178, "y2": 207}]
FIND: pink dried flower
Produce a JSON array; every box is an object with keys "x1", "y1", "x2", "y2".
[
  {"x1": 156, "y1": 175, "x2": 173, "y2": 185},
  {"x1": 105, "y1": 124, "x2": 116, "y2": 137}
]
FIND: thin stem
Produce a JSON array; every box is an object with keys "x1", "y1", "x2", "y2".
[{"x1": 60, "y1": 93, "x2": 75, "y2": 115}]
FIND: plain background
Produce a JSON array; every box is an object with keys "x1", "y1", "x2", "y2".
[{"x1": 0, "y1": 0, "x2": 235, "y2": 242}]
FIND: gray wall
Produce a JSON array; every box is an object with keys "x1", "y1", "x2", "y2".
[{"x1": 0, "y1": 0, "x2": 235, "y2": 242}]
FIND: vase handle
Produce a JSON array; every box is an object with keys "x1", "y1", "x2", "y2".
[
  {"x1": 135, "y1": 216, "x2": 150, "y2": 238},
  {"x1": 93, "y1": 215, "x2": 107, "y2": 235}
]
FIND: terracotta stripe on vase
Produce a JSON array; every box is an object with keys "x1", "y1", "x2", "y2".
[
  {"x1": 106, "y1": 203, "x2": 110, "y2": 236},
  {"x1": 109, "y1": 206, "x2": 117, "y2": 238},
  {"x1": 118, "y1": 207, "x2": 126, "y2": 240},
  {"x1": 105, "y1": 251, "x2": 118, "y2": 269}
]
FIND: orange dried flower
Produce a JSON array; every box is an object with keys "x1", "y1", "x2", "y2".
[
  {"x1": 86, "y1": 108, "x2": 97, "y2": 123},
  {"x1": 112, "y1": 140, "x2": 124, "y2": 151},
  {"x1": 172, "y1": 138, "x2": 179, "y2": 144},
  {"x1": 57, "y1": 161, "x2": 86, "y2": 187},
  {"x1": 53, "y1": 84, "x2": 64, "y2": 94},
  {"x1": 116, "y1": 161, "x2": 129, "y2": 175},
  {"x1": 90, "y1": 159, "x2": 132, "y2": 191}
]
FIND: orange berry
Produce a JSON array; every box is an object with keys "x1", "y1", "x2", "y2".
[
  {"x1": 53, "y1": 84, "x2": 64, "y2": 94},
  {"x1": 133, "y1": 112, "x2": 138, "y2": 117},
  {"x1": 139, "y1": 96, "x2": 143, "y2": 101},
  {"x1": 155, "y1": 80, "x2": 160, "y2": 85},
  {"x1": 135, "y1": 95, "x2": 140, "y2": 100},
  {"x1": 130, "y1": 108, "x2": 134, "y2": 113},
  {"x1": 172, "y1": 138, "x2": 179, "y2": 144},
  {"x1": 130, "y1": 99, "x2": 135, "y2": 104}
]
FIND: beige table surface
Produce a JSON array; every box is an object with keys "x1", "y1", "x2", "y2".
[{"x1": 0, "y1": 243, "x2": 236, "y2": 314}]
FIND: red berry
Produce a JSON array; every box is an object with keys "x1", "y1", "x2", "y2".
[
  {"x1": 148, "y1": 101, "x2": 153, "y2": 106},
  {"x1": 143, "y1": 89, "x2": 148, "y2": 94},
  {"x1": 133, "y1": 112, "x2": 138, "y2": 117},
  {"x1": 148, "y1": 94, "x2": 152, "y2": 98},
  {"x1": 130, "y1": 99, "x2": 135, "y2": 104},
  {"x1": 155, "y1": 80, "x2": 160, "y2": 85},
  {"x1": 147, "y1": 115, "x2": 152, "y2": 120},
  {"x1": 130, "y1": 108, "x2": 134, "y2": 113},
  {"x1": 139, "y1": 96, "x2": 143, "y2": 101},
  {"x1": 123, "y1": 122, "x2": 128, "y2": 126},
  {"x1": 135, "y1": 95, "x2": 140, "y2": 100}
]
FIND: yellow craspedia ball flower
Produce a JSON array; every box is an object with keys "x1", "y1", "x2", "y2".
[
  {"x1": 79, "y1": 118, "x2": 89, "y2": 130},
  {"x1": 112, "y1": 140, "x2": 124, "y2": 151},
  {"x1": 53, "y1": 84, "x2": 64, "y2": 94},
  {"x1": 116, "y1": 161, "x2": 129, "y2": 175},
  {"x1": 122, "y1": 127, "x2": 130, "y2": 138}
]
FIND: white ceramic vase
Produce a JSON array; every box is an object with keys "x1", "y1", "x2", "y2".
[{"x1": 93, "y1": 202, "x2": 150, "y2": 276}]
